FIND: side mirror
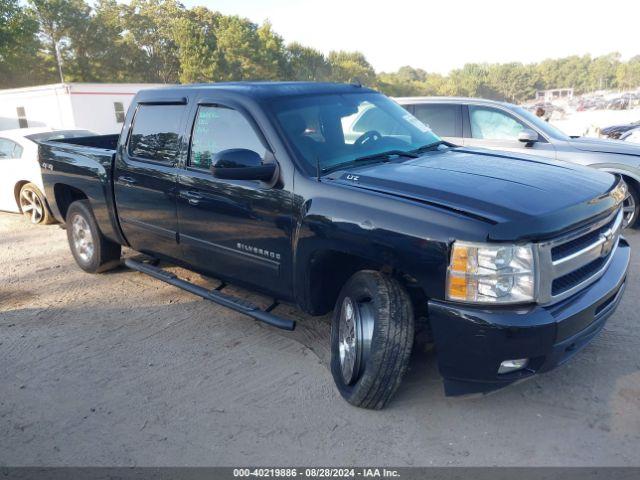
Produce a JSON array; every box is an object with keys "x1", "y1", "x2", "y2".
[
  {"x1": 518, "y1": 129, "x2": 539, "y2": 146},
  {"x1": 211, "y1": 148, "x2": 276, "y2": 181}
]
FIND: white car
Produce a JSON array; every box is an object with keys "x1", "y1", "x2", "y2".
[{"x1": 0, "y1": 127, "x2": 95, "y2": 224}]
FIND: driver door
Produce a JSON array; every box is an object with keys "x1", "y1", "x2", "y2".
[
  {"x1": 463, "y1": 105, "x2": 557, "y2": 160},
  {"x1": 177, "y1": 102, "x2": 293, "y2": 298}
]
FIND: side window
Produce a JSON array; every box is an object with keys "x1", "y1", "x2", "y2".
[
  {"x1": 128, "y1": 104, "x2": 184, "y2": 163},
  {"x1": 0, "y1": 139, "x2": 18, "y2": 159},
  {"x1": 469, "y1": 106, "x2": 526, "y2": 140},
  {"x1": 413, "y1": 104, "x2": 461, "y2": 137},
  {"x1": 189, "y1": 105, "x2": 266, "y2": 170},
  {"x1": 13, "y1": 143, "x2": 23, "y2": 158},
  {"x1": 114, "y1": 102, "x2": 125, "y2": 123}
]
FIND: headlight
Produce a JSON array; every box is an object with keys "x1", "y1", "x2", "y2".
[{"x1": 446, "y1": 242, "x2": 536, "y2": 304}]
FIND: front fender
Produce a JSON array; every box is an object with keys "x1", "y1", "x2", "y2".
[
  {"x1": 291, "y1": 190, "x2": 473, "y2": 313},
  {"x1": 588, "y1": 162, "x2": 640, "y2": 186}
]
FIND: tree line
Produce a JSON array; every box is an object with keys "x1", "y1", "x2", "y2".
[{"x1": 2, "y1": 0, "x2": 640, "y2": 102}]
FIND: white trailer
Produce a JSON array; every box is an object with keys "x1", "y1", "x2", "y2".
[{"x1": 0, "y1": 83, "x2": 166, "y2": 134}]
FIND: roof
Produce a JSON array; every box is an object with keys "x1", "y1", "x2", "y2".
[
  {"x1": 394, "y1": 96, "x2": 516, "y2": 107},
  {"x1": 138, "y1": 81, "x2": 377, "y2": 100}
]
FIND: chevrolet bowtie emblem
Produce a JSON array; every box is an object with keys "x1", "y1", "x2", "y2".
[{"x1": 600, "y1": 228, "x2": 615, "y2": 257}]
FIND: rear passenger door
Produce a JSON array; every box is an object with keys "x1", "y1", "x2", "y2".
[
  {"x1": 407, "y1": 103, "x2": 463, "y2": 145},
  {"x1": 114, "y1": 101, "x2": 187, "y2": 259},
  {"x1": 463, "y1": 105, "x2": 557, "y2": 159}
]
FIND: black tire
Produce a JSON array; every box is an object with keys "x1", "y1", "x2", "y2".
[
  {"x1": 330, "y1": 270, "x2": 414, "y2": 409},
  {"x1": 623, "y1": 180, "x2": 639, "y2": 229},
  {"x1": 66, "y1": 200, "x2": 121, "y2": 273},
  {"x1": 18, "y1": 183, "x2": 54, "y2": 225}
]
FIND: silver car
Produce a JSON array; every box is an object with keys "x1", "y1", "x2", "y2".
[{"x1": 395, "y1": 97, "x2": 640, "y2": 227}]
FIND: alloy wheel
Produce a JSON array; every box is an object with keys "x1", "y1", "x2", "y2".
[
  {"x1": 71, "y1": 214, "x2": 95, "y2": 263},
  {"x1": 338, "y1": 296, "x2": 374, "y2": 385},
  {"x1": 19, "y1": 188, "x2": 44, "y2": 224},
  {"x1": 623, "y1": 190, "x2": 637, "y2": 228}
]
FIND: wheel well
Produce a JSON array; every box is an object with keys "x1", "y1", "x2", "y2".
[
  {"x1": 306, "y1": 250, "x2": 383, "y2": 315},
  {"x1": 305, "y1": 249, "x2": 428, "y2": 319},
  {"x1": 53, "y1": 184, "x2": 88, "y2": 221},
  {"x1": 620, "y1": 174, "x2": 640, "y2": 196},
  {"x1": 13, "y1": 181, "x2": 30, "y2": 210}
]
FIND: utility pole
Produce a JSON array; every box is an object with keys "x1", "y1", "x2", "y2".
[{"x1": 54, "y1": 40, "x2": 65, "y2": 83}]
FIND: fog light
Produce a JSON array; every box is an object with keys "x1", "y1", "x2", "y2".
[{"x1": 498, "y1": 358, "x2": 529, "y2": 374}]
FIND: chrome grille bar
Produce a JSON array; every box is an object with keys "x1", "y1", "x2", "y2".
[{"x1": 536, "y1": 207, "x2": 623, "y2": 305}]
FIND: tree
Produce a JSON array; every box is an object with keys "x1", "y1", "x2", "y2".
[
  {"x1": 286, "y1": 42, "x2": 330, "y2": 81},
  {"x1": 172, "y1": 6, "x2": 222, "y2": 83},
  {"x1": 0, "y1": 0, "x2": 43, "y2": 87},
  {"x1": 254, "y1": 20, "x2": 287, "y2": 80},
  {"x1": 119, "y1": 0, "x2": 184, "y2": 83},
  {"x1": 3, "y1": 0, "x2": 640, "y2": 97},
  {"x1": 29, "y1": 0, "x2": 92, "y2": 82},
  {"x1": 327, "y1": 51, "x2": 376, "y2": 85}
]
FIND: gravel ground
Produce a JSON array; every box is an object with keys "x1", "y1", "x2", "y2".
[{"x1": 1, "y1": 212, "x2": 639, "y2": 467}]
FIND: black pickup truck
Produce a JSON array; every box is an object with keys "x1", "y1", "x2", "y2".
[{"x1": 40, "y1": 82, "x2": 630, "y2": 409}]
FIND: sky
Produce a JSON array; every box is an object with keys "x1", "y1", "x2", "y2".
[{"x1": 180, "y1": 0, "x2": 640, "y2": 74}]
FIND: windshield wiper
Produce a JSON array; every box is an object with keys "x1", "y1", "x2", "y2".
[
  {"x1": 407, "y1": 140, "x2": 453, "y2": 155},
  {"x1": 352, "y1": 149, "x2": 419, "y2": 163},
  {"x1": 321, "y1": 149, "x2": 419, "y2": 176}
]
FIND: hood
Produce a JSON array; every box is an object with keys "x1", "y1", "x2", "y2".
[
  {"x1": 569, "y1": 136, "x2": 640, "y2": 156},
  {"x1": 328, "y1": 148, "x2": 619, "y2": 240}
]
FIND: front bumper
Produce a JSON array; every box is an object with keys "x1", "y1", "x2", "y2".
[{"x1": 428, "y1": 239, "x2": 630, "y2": 395}]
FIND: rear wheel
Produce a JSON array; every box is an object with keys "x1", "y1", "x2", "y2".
[
  {"x1": 19, "y1": 183, "x2": 54, "y2": 225},
  {"x1": 66, "y1": 200, "x2": 121, "y2": 273},
  {"x1": 330, "y1": 270, "x2": 414, "y2": 409}
]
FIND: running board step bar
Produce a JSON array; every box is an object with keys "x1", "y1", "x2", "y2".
[{"x1": 124, "y1": 259, "x2": 295, "y2": 331}]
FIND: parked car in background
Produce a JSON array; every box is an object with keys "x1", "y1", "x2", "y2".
[
  {"x1": 600, "y1": 120, "x2": 640, "y2": 139},
  {"x1": 0, "y1": 127, "x2": 95, "y2": 224},
  {"x1": 396, "y1": 97, "x2": 640, "y2": 227}
]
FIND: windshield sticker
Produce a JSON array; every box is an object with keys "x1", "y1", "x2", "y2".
[{"x1": 403, "y1": 113, "x2": 432, "y2": 133}]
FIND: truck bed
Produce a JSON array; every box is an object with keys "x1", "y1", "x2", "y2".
[
  {"x1": 49, "y1": 134, "x2": 120, "y2": 151},
  {"x1": 39, "y1": 134, "x2": 125, "y2": 245}
]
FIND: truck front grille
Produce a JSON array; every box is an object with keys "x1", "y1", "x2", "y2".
[
  {"x1": 550, "y1": 214, "x2": 618, "y2": 261},
  {"x1": 537, "y1": 207, "x2": 623, "y2": 304},
  {"x1": 551, "y1": 256, "x2": 608, "y2": 296}
]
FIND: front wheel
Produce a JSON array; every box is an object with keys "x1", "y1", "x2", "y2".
[
  {"x1": 622, "y1": 181, "x2": 639, "y2": 228},
  {"x1": 66, "y1": 200, "x2": 121, "y2": 273},
  {"x1": 330, "y1": 270, "x2": 414, "y2": 409}
]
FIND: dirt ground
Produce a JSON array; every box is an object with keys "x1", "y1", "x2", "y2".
[{"x1": 1, "y1": 212, "x2": 639, "y2": 467}]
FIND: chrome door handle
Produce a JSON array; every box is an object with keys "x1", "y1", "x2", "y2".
[
  {"x1": 118, "y1": 175, "x2": 137, "y2": 185},
  {"x1": 181, "y1": 190, "x2": 203, "y2": 205}
]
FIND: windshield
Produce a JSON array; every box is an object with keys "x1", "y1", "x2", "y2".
[
  {"x1": 512, "y1": 107, "x2": 570, "y2": 141},
  {"x1": 268, "y1": 92, "x2": 442, "y2": 173}
]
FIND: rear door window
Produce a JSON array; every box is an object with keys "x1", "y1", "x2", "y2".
[
  {"x1": 412, "y1": 104, "x2": 462, "y2": 137},
  {"x1": 128, "y1": 105, "x2": 185, "y2": 163}
]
